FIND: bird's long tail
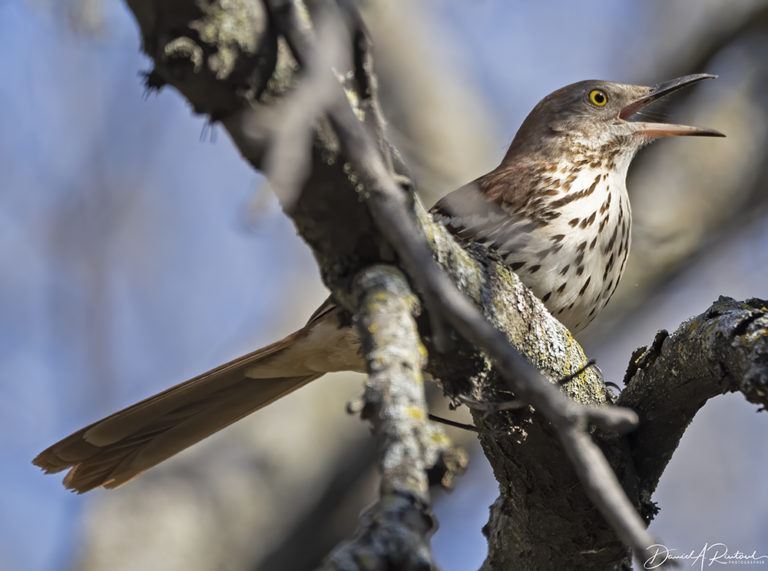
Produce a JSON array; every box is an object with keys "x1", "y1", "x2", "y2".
[{"x1": 33, "y1": 306, "x2": 361, "y2": 493}]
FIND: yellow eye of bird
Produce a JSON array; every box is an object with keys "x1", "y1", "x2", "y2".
[{"x1": 589, "y1": 89, "x2": 608, "y2": 107}]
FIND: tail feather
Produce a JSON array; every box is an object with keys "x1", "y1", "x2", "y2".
[
  {"x1": 33, "y1": 326, "x2": 335, "y2": 493},
  {"x1": 56, "y1": 374, "x2": 318, "y2": 492},
  {"x1": 82, "y1": 330, "x2": 307, "y2": 447},
  {"x1": 34, "y1": 303, "x2": 364, "y2": 493}
]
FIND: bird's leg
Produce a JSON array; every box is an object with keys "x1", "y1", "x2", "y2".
[
  {"x1": 556, "y1": 359, "x2": 599, "y2": 385},
  {"x1": 427, "y1": 413, "x2": 478, "y2": 432}
]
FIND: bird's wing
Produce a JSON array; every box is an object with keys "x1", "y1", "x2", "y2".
[{"x1": 430, "y1": 165, "x2": 545, "y2": 259}]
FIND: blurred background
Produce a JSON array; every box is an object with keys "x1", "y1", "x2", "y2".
[{"x1": 2, "y1": 0, "x2": 767, "y2": 569}]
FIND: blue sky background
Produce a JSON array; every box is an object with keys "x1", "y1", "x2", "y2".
[{"x1": 2, "y1": 1, "x2": 766, "y2": 570}]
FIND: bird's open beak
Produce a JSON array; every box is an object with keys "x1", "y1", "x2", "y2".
[{"x1": 620, "y1": 74, "x2": 725, "y2": 138}]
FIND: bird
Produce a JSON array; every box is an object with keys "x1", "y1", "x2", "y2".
[{"x1": 34, "y1": 74, "x2": 724, "y2": 493}]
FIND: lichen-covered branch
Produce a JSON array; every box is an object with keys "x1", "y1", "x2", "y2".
[
  {"x1": 323, "y1": 265, "x2": 462, "y2": 569},
  {"x1": 618, "y1": 296, "x2": 768, "y2": 506}
]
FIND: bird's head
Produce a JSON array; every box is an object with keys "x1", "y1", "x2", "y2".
[{"x1": 506, "y1": 74, "x2": 724, "y2": 166}]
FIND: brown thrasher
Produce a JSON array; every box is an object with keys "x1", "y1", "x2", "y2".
[{"x1": 34, "y1": 74, "x2": 723, "y2": 492}]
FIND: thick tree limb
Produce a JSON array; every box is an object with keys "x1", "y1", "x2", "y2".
[{"x1": 618, "y1": 296, "x2": 768, "y2": 503}]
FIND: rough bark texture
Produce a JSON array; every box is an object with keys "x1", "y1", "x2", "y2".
[
  {"x1": 119, "y1": 1, "x2": 768, "y2": 569},
  {"x1": 324, "y1": 266, "x2": 449, "y2": 570},
  {"x1": 618, "y1": 297, "x2": 768, "y2": 507}
]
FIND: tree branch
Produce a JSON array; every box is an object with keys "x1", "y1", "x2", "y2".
[
  {"x1": 618, "y1": 296, "x2": 768, "y2": 501},
  {"x1": 324, "y1": 265, "x2": 461, "y2": 569}
]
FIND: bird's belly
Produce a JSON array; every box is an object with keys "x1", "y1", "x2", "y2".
[
  {"x1": 513, "y1": 219, "x2": 629, "y2": 331},
  {"x1": 523, "y1": 255, "x2": 619, "y2": 331}
]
